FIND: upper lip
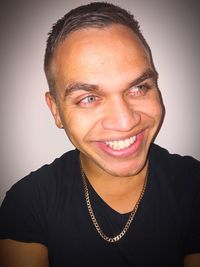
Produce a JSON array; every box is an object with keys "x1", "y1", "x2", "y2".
[{"x1": 98, "y1": 129, "x2": 145, "y2": 142}]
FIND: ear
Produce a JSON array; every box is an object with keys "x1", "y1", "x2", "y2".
[{"x1": 45, "y1": 92, "x2": 63, "y2": 129}]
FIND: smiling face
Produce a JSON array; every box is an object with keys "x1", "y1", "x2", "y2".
[{"x1": 46, "y1": 24, "x2": 163, "y2": 178}]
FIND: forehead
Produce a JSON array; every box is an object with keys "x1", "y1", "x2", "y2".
[{"x1": 51, "y1": 24, "x2": 152, "y2": 90}]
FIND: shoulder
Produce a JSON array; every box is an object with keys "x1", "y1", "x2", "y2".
[
  {"x1": 0, "y1": 149, "x2": 80, "y2": 243},
  {"x1": 149, "y1": 143, "x2": 200, "y2": 200},
  {"x1": 149, "y1": 144, "x2": 200, "y2": 256},
  {"x1": 150, "y1": 143, "x2": 200, "y2": 176},
  {"x1": 4, "y1": 149, "x2": 80, "y2": 205}
]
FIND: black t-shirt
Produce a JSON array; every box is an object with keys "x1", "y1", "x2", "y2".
[{"x1": 0, "y1": 144, "x2": 200, "y2": 266}]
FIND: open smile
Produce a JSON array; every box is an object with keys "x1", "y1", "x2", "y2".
[
  {"x1": 105, "y1": 136, "x2": 136, "y2": 151},
  {"x1": 96, "y1": 130, "x2": 145, "y2": 158}
]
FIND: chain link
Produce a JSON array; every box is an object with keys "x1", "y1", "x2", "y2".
[{"x1": 80, "y1": 163, "x2": 148, "y2": 243}]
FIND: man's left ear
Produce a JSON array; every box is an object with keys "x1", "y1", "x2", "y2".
[{"x1": 45, "y1": 92, "x2": 63, "y2": 129}]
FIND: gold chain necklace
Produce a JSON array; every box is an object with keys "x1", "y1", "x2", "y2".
[{"x1": 80, "y1": 163, "x2": 148, "y2": 243}]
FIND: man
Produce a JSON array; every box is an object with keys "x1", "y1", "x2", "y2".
[{"x1": 0, "y1": 2, "x2": 200, "y2": 266}]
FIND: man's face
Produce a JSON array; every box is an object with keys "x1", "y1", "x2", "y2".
[{"x1": 46, "y1": 24, "x2": 163, "y2": 178}]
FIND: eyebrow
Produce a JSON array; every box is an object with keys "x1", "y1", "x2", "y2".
[
  {"x1": 63, "y1": 68, "x2": 158, "y2": 99},
  {"x1": 63, "y1": 82, "x2": 99, "y2": 99},
  {"x1": 127, "y1": 69, "x2": 158, "y2": 89}
]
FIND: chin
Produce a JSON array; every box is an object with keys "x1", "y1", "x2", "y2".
[{"x1": 98, "y1": 157, "x2": 148, "y2": 178}]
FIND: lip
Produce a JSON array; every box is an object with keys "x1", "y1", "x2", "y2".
[
  {"x1": 97, "y1": 130, "x2": 145, "y2": 158},
  {"x1": 99, "y1": 131, "x2": 141, "y2": 143}
]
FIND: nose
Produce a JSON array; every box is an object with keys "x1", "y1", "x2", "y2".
[{"x1": 101, "y1": 97, "x2": 141, "y2": 132}]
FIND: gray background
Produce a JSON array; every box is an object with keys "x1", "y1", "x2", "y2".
[{"x1": 0, "y1": 0, "x2": 200, "y2": 204}]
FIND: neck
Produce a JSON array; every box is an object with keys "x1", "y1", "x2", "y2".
[{"x1": 80, "y1": 154, "x2": 148, "y2": 213}]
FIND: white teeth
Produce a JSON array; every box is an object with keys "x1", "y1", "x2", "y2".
[{"x1": 105, "y1": 136, "x2": 136, "y2": 150}]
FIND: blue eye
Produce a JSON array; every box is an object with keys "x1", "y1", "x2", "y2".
[
  {"x1": 81, "y1": 95, "x2": 98, "y2": 103},
  {"x1": 133, "y1": 85, "x2": 146, "y2": 91},
  {"x1": 129, "y1": 84, "x2": 149, "y2": 97},
  {"x1": 137, "y1": 85, "x2": 146, "y2": 90}
]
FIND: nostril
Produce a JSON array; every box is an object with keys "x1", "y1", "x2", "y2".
[{"x1": 102, "y1": 107, "x2": 141, "y2": 132}]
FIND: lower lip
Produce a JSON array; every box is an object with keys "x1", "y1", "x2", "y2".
[{"x1": 97, "y1": 131, "x2": 145, "y2": 158}]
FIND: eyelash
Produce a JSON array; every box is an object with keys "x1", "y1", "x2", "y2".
[
  {"x1": 128, "y1": 83, "x2": 150, "y2": 97},
  {"x1": 79, "y1": 95, "x2": 99, "y2": 105},
  {"x1": 77, "y1": 83, "x2": 151, "y2": 106}
]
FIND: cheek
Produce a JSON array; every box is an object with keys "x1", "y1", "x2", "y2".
[
  {"x1": 63, "y1": 110, "x2": 95, "y2": 141},
  {"x1": 147, "y1": 91, "x2": 163, "y2": 116},
  {"x1": 138, "y1": 97, "x2": 163, "y2": 124},
  {"x1": 151, "y1": 98, "x2": 164, "y2": 123}
]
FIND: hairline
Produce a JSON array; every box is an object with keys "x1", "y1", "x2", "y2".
[{"x1": 45, "y1": 22, "x2": 151, "y2": 98}]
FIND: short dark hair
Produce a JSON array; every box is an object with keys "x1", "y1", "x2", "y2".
[{"x1": 44, "y1": 2, "x2": 150, "y2": 96}]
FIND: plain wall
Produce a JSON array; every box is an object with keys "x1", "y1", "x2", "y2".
[{"x1": 0, "y1": 0, "x2": 200, "y2": 204}]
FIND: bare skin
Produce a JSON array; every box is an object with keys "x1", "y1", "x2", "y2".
[
  {"x1": 1, "y1": 240, "x2": 200, "y2": 267},
  {"x1": 0, "y1": 239, "x2": 49, "y2": 267},
  {"x1": 1, "y1": 24, "x2": 199, "y2": 266},
  {"x1": 80, "y1": 156, "x2": 148, "y2": 214},
  {"x1": 46, "y1": 25, "x2": 163, "y2": 214},
  {"x1": 184, "y1": 254, "x2": 200, "y2": 267},
  {"x1": 45, "y1": 25, "x2": 200, "y2": 264}
]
